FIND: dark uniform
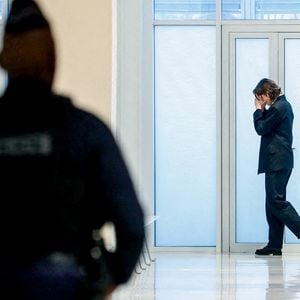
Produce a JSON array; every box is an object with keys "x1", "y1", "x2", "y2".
[{"x1": 0, "y1": 78, "x2": 145, "y2": 298}]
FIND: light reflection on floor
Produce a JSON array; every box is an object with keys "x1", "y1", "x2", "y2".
[{"x1": 113, "y1": 252, "x2": 300, "y2": 300}]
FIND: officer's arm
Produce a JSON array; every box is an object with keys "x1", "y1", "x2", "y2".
[{"x1": 93, "y1": 124, "x2": 145, "y2": 285}]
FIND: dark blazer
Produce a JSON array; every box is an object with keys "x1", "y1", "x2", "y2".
[{"x1": 253, "y1": 95, "x2": 294, "y2": 174}]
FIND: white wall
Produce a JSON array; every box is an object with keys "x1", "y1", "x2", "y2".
[{"x1": 116, "y1": 0, "x2": 153, "y2": 216}]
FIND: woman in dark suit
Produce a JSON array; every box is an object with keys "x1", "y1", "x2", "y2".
[{"x1": 253, "y1": 78, "x2": 300, "y2": 255}]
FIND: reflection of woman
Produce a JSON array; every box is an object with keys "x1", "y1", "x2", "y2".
[{"x1": 253, "y1": 78, "x2": 300, "y2": 256}]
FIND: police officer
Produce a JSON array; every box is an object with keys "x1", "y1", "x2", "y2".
[{"x1": 0, "y1": 0, "x2": 145, "y2": 299}]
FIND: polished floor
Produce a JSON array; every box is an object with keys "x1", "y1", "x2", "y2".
[{"x1": 112, "y1": 252, "x2": 300, "y2": 300}]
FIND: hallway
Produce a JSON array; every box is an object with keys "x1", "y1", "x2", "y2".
[{"x1": 113, "y1": 252, "x2": 300, "y2": 299}]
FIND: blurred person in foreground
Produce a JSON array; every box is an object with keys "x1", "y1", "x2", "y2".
[{"x1": 0, "y1": 0, "x2": 145, "y2": 299}]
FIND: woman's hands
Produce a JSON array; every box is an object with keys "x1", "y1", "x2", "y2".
[{"x1": 255, "y1": 95, "x2": 266, "y2": 111}]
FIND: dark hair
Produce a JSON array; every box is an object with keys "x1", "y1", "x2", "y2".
[{"x1": 253, "y1": 78, "x2": 281, "y2": 101}]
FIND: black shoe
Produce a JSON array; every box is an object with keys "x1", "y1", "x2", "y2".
[{"x1": 255, "y1": 246, "x2": 282, "y2": 256}]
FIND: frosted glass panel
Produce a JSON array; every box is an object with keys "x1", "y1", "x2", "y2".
[
  {"x1": 283, "y1": 38, "x2": 300, "y2": 244},
  {"x1": 155, "y1": 0, "x2": 215, "y2": 20},
  {"x1": 256, "y1": 0, "x2": 300, "y2": 20},
  {"x1": 155, "y1": 26, "x2": 216, "y2": 246},
  {"x1": 223, "y1": 0, "x2": 300, "y2": 20},
  {"x1": 0, "y1": 1, "x2": 3, "y2": 21},
  {"x1": 222, "y1": 0, "x2": 242, "y2": 19},
  {"x1": 0, "y1": 68, "x2": 7, "y2": 96},
  {"x1": 236, "y1": 39, "x2": 269, "y2": 243}
]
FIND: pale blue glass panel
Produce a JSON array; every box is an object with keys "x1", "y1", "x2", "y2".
[
  {"x1": 155, "y1": 0, "x2": 215, "y2": 20},
  {"x1": 222, "y1": 0, "x2": 242, "y2": 19},
  {"x1": 0, "y1": 0, "x2": 9, "y2": 21},
  {"x1": 155, "y1": 26, "x2": 216, "y2": 246},
  {"x1": 0, "y1": 67, "x2": 7, "y2": 96},
  {"x1": 283, "y1": 39, "x2": 300, "y2": 244},
  {"x1": 0, "y1": 0, "x2": 7, "y2": 95},
  {"x1": 0, "y1": 1, "x2": 3, "y2": 20},
  {"x1": 236, "y1": 39, "x2": 269, "y2": 243},
  {"x1": 223, "y1": 0, "x2": 300, "y2": 20},
  {"x1": 256, "y1": 0, "x2": 300, "y2": 20}
]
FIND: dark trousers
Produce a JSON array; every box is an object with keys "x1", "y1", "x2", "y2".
[{"x1": 265, "y1": 169, "x2": 300, "y2": 249}]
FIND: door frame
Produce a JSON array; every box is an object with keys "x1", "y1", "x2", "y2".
[{"x1": 222, "y1": 24, "x2": 300, "y2": 253}]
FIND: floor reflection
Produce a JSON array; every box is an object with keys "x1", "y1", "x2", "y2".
[{"x1": 112, "y1": 253, "x2": 300, "y2": 299}]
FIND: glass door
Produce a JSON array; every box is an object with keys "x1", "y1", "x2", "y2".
[
  {"x1": 223, "y1": 26, "x2": 300, "y2": 252},
  {"x1": 279, "y1": 33, "x2": 300, "y2": 249}
]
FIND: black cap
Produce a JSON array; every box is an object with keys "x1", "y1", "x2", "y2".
[
  {"x1": 5, "y1": 0, "x2": 50, "y2": 33},
  {"x1": 0, "y1": 0, "x2": 55, "y2": 85}
]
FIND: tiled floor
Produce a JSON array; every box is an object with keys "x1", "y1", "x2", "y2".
[{"x1": 112, "y1": 252, "x2": 300, "y2": 299}]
